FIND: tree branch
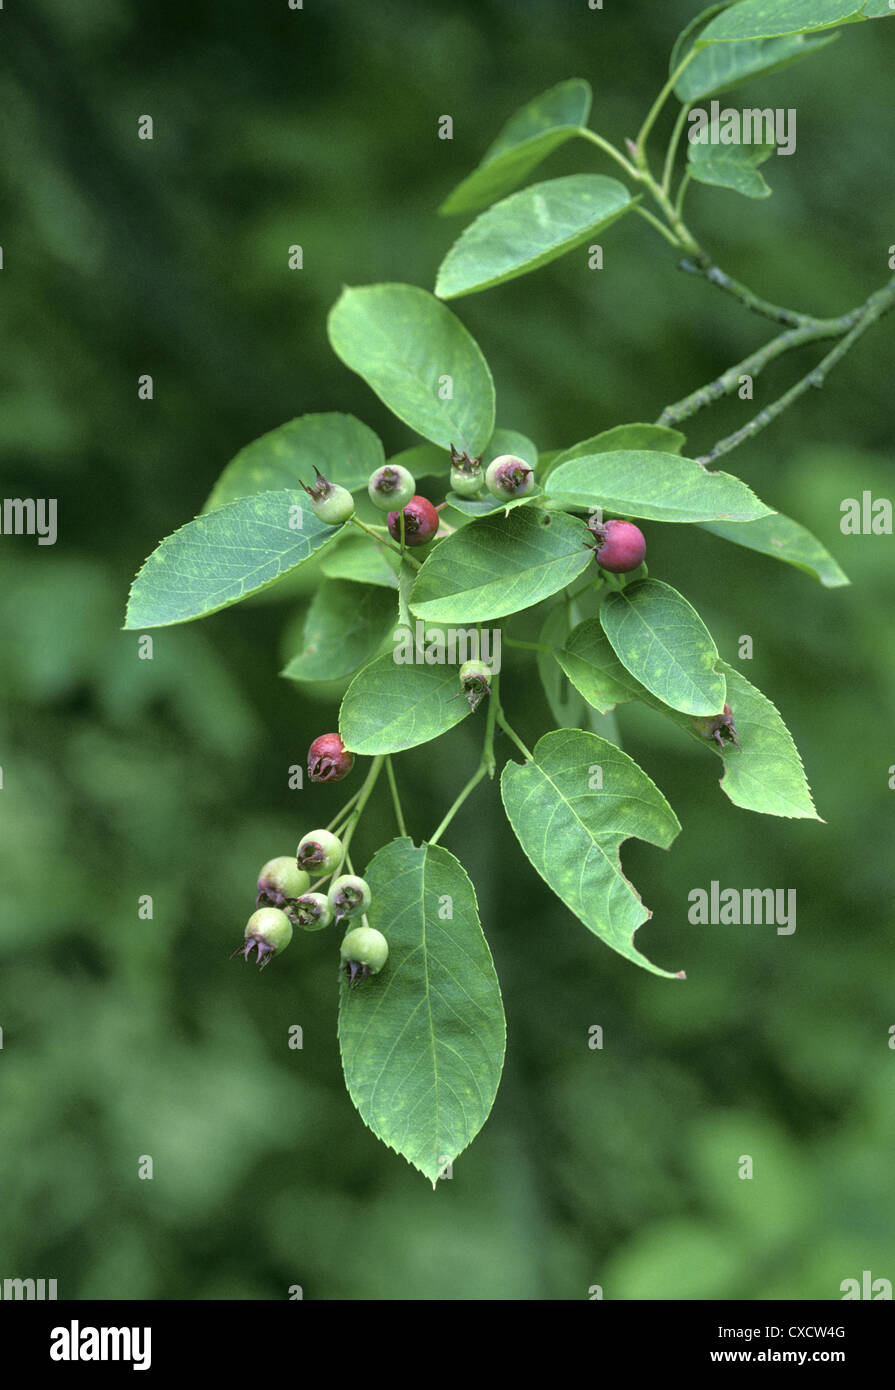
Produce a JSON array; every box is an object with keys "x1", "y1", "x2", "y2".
[
  {"x1": 693, "y1": 277, "x2": 895, "y2": 465},
  {"x1": 658, "y1": 310, "x2": 863, "y2": 429},
  {"x1": 677, "y1": 258, "x2": 816, "y2": 328}
]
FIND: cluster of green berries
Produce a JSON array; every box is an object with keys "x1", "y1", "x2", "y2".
[
  {"x1": 449, "y1": 445, "x2": 535, "y2": 502},
  {"x1": 231, "y1": 837, "x2": 388, "y2": 984},
  {"x1": 230, "y1": 731, "x2": 388, "y2": 982}
]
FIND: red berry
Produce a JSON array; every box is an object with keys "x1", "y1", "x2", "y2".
[
  {"x1": 308, "y1": 733, "x2": 354, "y2": 784},
  {"x1": 590, "y1": 519, "x2": 646, "y2": 573},
  {"x1": 387, "y1": 495, "x2": 439, "y2": 546}
]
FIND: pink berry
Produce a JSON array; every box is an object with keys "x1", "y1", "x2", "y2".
[
  {"x1": 590, "y1": 519, "x2": 646, "y2": 573},
  {"x1": 308, "y1": 733, "x2": 354, "y2": 784},
  {"x1": 387, "y1": 495, "x2": 439, "y2": 546}
]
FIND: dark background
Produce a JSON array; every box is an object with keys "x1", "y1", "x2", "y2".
[{"x1": 1, "y1": 0, "x2": 893, "y2": 1299}]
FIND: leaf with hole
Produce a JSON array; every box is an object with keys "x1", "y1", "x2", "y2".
[
  {"x1": 501, "y1": 730, "x2": 683, "y2": 977},
  {"x1": 559, "y1": 621, "x2": 819, "y2": 819}
]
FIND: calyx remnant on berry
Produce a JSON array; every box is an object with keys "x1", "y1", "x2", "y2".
[
  {"x1": 291, "y1": 892, "x2": 334, "y2": 931},
  {"x1": 231, "y1": 907, "x2": 293, "y2": 971},
  {"x1": 587, "y1": 518, "x2": 646, "y2": 574},
  {"x1": 368, "y1": 464, "x2": 415, "y2": 511},
  {"x1": 296, "y1": 828, "x2": 343, "y2": 876},
  {"x1": 300, "y1": 468, "x2": 355, "y2": 525},
  {"x1": 450, "y1": 444, "x2": 484, "y2": 497},
  {"x1": 308, "y1": 733, "x2": 354, "y2": 784},
  {"x1": 339, "y1": 925, "x2": 389, "y2": 987},
  {"x1": 692, "y1": 702, "x2": 741, "y2": 751},
  {"x1": 485, "y1": 454, "x2": 535, "y2": 499},
  {"x1": 328, "y1": 874, "x2": 372, "y2": 922},
  {"x1": 458, "y1": 659, "x2": 492, "y2": 712},
  {"x1": 387, "y1": 495, "x2": 439, "y2": 546},
  {"x1": 256, "y1": 856, "x2": 311, "y2": 909}
]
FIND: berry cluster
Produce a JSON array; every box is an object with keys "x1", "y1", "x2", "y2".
[
  {"x1": 230, "y1": 733, "x2": 388, "y2": 984},
  {"x1": 449, "y1": 445, "x2": 535, "y2": 502},
  {"x1": 301, "y1": 451, "x2": 651, "y2": 579}
]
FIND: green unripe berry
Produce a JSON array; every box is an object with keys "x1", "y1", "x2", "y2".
[
  {"x1": 291, "y1": 892, "x2": 334, "y2": 931},
  {"x1": 296, "y1": 829, "x2": 343, "y2": 876},
  {"x1": 450, "y1": 466, "x2": 484, "y2": 498},
  {"x1": 368, "y1": 464, "x2": 415, "y2": 511},
  {"x1": 485, "y1": 454, "x2": 534, "y2": 500},
  {"x1": 328, "y1": 874, "x2": 372, "y2": 922},
  {"x1": 311, "y1": 486, "x2": 355, "y2": 526},
  {"x1": 257, "y1": 856, "x2": 310, "y2": 909},
  {"x1": 339, "y1": 925, "x2": 389, "y2": 986},
  {"x1": 300, "y1": 467, "x2": 355, "y2": 525},
  {"x1": 231, "y1": 906, "x2": 293, "y2": 971},
  {"x1": 449, "y1": 444, "x2": 484, "y2": 497},
  {"x1": 458, "y1": 659, "x2": 492, "y2": 712}
]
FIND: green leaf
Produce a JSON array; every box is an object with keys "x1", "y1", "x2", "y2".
[
  {"x1": 545, "y1": 450, "x2": 773, "y2": 522},
  {"x1": 672, "y1": 3, "x2": 839, "y2": 101},
  {"x1": 445, "y1": 491, "x2": 541, "y2": 519},
  {"x1": 339, "y1": 838, "x2": 506, "y2": 1185},
  {"x1": 281, "y1": 580, "x2": 395, "y2": 683},
  {"x1": 409, "y1": 507, "x2": 593, "y2": 623},
  {"x1": 537, "y1": 603, "x2": 586, "y2": 728},
  {"x1": 544, "y1": 423, "x2": 686, "y2": 481},
  {"x1": 671, "y1": 2, "x2": 745, "y2": 73},
  {"x1": 710, "y1": 663, "x2": 820, "y2": 818},
  {"x1": 600, "y1": 579, "x2": 726, "y2": 716},
  {"x1": 125, "y1": 491, "x2": 340, "y2": 629},
  {"x1": 435, "y1": 175, "x2": 636, "y2": 300},
  {"x1": 861, "y1": 1, "x2": 895, "y2": 17},
  {"x1": 557, "y1": 619, "x2": 640, "y2": 715},
  {"x1": 439, "y1": 78, "x2": 592, "y2": 217},
  {"x1": 339, "y1": 648, "x2": 470, "y2": 753},
  {"x1": 687, "y1": 140, "x2": 775, "y2": 199},
  {"x1": 501, "y1": 730, "x2": 683, "y2": 978},
  {"x1": 319, "y1": 533, "x2": 400, "y2": 589},
  {"x1": 204, "y1": 414, "x2": 385, "y2": 512},
  {"x1": 327, "y1": 284, "x2": 495, "y2": 455},
  {"x1": 698, "y1": 0, "x2": 864, "y2": 43},
  {"x1": 700, "y1": 514, "x2": 849, "y2": 586},
  {"x1": 558, "y1": 622, "x2": 819, "y2": 819}
]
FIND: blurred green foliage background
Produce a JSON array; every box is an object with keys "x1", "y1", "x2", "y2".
[{"x1": 1, "y1": 0, "x2": 893, "y2": 1300}]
